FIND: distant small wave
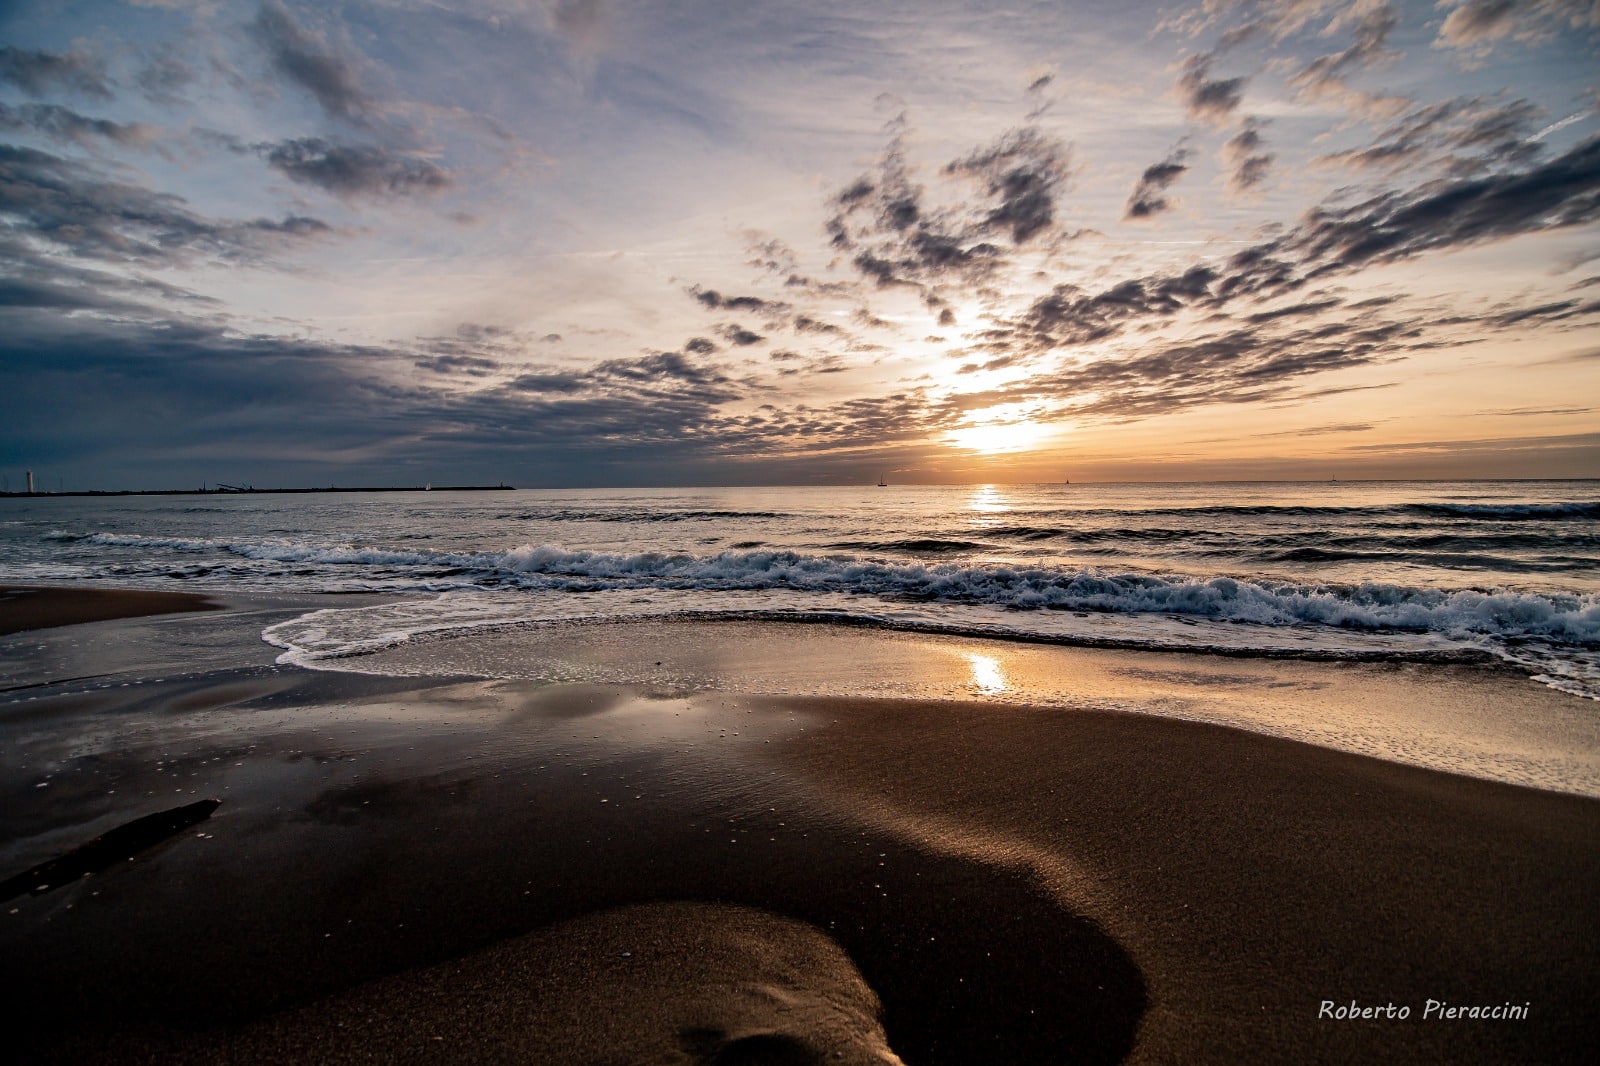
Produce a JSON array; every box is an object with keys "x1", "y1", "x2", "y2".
[
  {"x1": 1408, "y1": 502, "x2": 1600, "y2": 521},
  {"x1": 823, "y1": 538, "x2": 996, "y2": 554},
  {"x1": 495, "y1": 509, "x2": 792, "y2": 523}
]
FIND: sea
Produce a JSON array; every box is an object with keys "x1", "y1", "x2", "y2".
[{"x1": 2, "y1": 480, "x2": 1597, "y2": 700}]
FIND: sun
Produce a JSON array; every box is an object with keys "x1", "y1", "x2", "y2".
[{"x1": 944, "y1": 403, "x2": 1056, "y2": 454}]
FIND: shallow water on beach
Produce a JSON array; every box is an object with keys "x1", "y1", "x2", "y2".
[{"x1": 4, "y1": 480, "x2": 1597, "y2": 697}]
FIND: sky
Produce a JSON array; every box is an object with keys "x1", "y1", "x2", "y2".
[{"x1": 1, "y1": 0, "x2": 1597, "y2": 489}]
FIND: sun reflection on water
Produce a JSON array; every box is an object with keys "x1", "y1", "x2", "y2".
[{"x1": 966, "y1": 485, "x2": 1011, "y2": 514}]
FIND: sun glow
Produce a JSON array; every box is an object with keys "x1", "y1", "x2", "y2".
[{"x1": 944, "y1": 403, "x2": 1056, "y2": 454}]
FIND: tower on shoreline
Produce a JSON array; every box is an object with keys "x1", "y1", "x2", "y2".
[{"x1": 26, "y1": 470, "x2": 33, "y2": 495}]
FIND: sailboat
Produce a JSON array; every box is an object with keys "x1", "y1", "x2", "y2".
[{"x1": 877, "y1": 473, "x2": 888, "y2": 487}]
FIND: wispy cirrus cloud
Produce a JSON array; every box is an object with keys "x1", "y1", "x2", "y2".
[
  {"x1": 0, "y1": 144, "x2": 332, "y2": 266},
  {"x1": 1434, "y1": 0, "x2": 1600, "y2": 52},
  {"x1": 0, "y1": 46, "x2": 113, "y2": 99}
]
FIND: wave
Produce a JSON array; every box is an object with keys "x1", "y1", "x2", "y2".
[
  {"x1": 823, "y1": 538, "x2": 997, "y2": 554},
  {"x1": 53, "y1": 531, "x2": 1596, "y2": 646},
  {"x1": 1407, "y1": 502, "x2": 1600, "y2": 521},
  {"x1": 495, "y1": 508, "x2": 792, "y2": 523},
  {"x1": 991, "y1": 501, "x2": 1600, "y2": 524}
]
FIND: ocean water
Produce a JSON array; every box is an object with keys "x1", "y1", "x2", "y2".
[{"x1": 2, "y1": 481, "x2": 1598, "y2": 699}]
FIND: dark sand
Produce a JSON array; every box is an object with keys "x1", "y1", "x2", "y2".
[
  {"x1": 0, "y1": 584, "x2": 220, "y2": 635},
  {"x1": 1, "y1": 595, "x2": 1596, "y2": 1063}
]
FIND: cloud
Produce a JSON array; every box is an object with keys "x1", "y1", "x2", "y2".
[
  {"x1": 942, "y1": 127, "x2": 1072, "y2": 243},
  {"x1": 687, "y1": 285, "x2": 788, "y2": 314},
  {"x1": 135, "y1": 51, "x2": 196, "y2": 104},
  {"x1": 0, "y1": 144, "x2": 331, "y2": 267},
  {"x1": 1287, "y1": 1, "x2": 1399, "y2": 100},
  {"x1": 1435, "y1": 0, "x2": 1600, "y2": 51},
  {"x1": 261, "y1": 138, "x2": 450, "y2": 198},
  {"x1": 249, "y1": 0, "x2": 373, "y2": 124},
  {"x1": 715, "y1": 323, "x2": 765, "y2": 346},
  {"x1": 983, "y1": 266, "x2": 1221, "y2": 350},
  {"x1": 1017, "y1": 314, "x2": 1428, "y2": 418},
  {"x1": 958, "y1": 133, "x2": 1600, "y2": 400},
  {"x1": 1223, "y1": 119, "x2": 1274, "y2": 191},
  {"x1": 1287, "y1": 134, "x2": 1600, "y2": 272},
  {"x1": 0, "y1": 47, "x2": 113, "y2": 99},
  {"x1": 1317, "y1": 96, "x2": 1546, "y2": 176},
  {"x1": 1124, "y1": 147, "x2": 1191, "y2": 219},
  {"x1": 414, "y1": 353, "x2": 499, "y2": 377},
  {"x1": 0, "y1": 103, "x2": 160, "y2": 149},
  {"x1": 826, "y1": 117, "x2": 1072, "y2": 297},
  {"x1": 549, "y1": 0, "x2": 609, "y2": 51},
  {"x1": 1175, "y1": 54, "x2": 1246, "y2": 124}
]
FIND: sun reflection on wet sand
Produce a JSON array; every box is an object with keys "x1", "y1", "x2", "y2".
[{"x1": 967, "y1": 652, "x2": 1006, "y2": 695}]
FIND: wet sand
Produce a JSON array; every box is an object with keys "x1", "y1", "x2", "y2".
[
  {"x1": 0, "y1": 584, "x2": 220, "y2": 635},
  {"x1": 0, "y1": 598, "x2": 1595, "y2": 1063}
]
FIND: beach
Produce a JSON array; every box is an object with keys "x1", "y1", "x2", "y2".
[{"x1": 2, "y1": 587, "x2": 1595, "y2": 1063}]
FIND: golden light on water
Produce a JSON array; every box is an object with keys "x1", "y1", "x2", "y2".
[{"x1": 966, "y1": 484, "x2": 1012, "y2": 513}]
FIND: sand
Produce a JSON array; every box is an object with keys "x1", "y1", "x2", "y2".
[
  {"x1": 0, "y1": 584, "x2": 220, "y2": 635},
  {"x1": 1, "y1": 590, "x2": 1595, "y2": 1063}
]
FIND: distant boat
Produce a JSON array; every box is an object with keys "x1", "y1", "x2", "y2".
[{"x1": 877, "y1": 474, "x2": 888, "y2": 487}]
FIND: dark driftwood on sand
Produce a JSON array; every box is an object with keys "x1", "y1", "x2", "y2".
[{"x1": 0, "y1": 799, "x2": 220, "y2": 901}]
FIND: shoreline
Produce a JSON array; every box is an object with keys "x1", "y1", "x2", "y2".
[{"x1": 1, "y1": 595, "x2": 1596, "y2": 1061}]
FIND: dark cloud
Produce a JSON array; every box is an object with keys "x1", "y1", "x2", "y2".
[
  {"x1": 414, "y1": 353, "x2": 499, "y2": 377},
  {"x1": 986, "y1": 266, "x2": 1221, "y2": 350},
  {"x1": 1478, "y1": 298, "x2": 1600, "y2": 328},
  {"x1": 826, "y1": 119, "x2": 1070, "y2": 297},
  {"x1": 0, "y1": 144, "x2": 332, "y2": 267},
  {"x1": 1286, "y1": 134, "x2": 1600, "y2": 273},
  {"x1": 0, "y1": 276, "x2": 160, "y2": 315},
  {"x1": 0, "y1": 237, "x2": 216, "y2": 314},
  {"x1": 1223, "y1": 119, "x2": 1273, "y2": 192},
  {"x1": 1319, "y1": 96, "x2": 1546, "y2": 176},
  {"x1": 1020, "y1": 315, "x2": 1428, "y2": 418},
  {"x1": 250, "y1": 0, "x2": 373, "y2": 124},
  {"x1": 1176, "y1": 54, "x2": 1246, "y2": 124},
  {"x1": 715, "y1": 323, "x2": 765, "y2": 346},
  {"x1": 0, "y1": 47, "x2": 112, "y2": 99},
  {"x1": 989, "y1": 133, "x2": 1600, "y2": 357},
  {"x1": 1481, "y1": 404, "x2": 1595, "y2": 415},
  {"x1": 684, "y1": 337, "x2": 717, "y2": 354},
  {"x1": 1124, "y1": 147, "x2": 1191, "y2": 220},
  {"x1": 1244, "y1": 298, "x2": 1342, "y2": 324},
  {"x1": 261, "y1": 138, "x2": 450, "y2": 198},
  {"x1": 792, "y1": 315, "x2": 843, "y2": 335},
  {"x1": 0, "y1": 103, "x2": 158, "y2": 149},
  {"x1": 942, "y1": 127, "x2": 1072, "y2": 243},
  {"x1": 687, "y1": 286, "x2": 787, "y2": 314}
]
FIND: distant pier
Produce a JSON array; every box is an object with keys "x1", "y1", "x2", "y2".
[{"x1": 0, "y1": 484, "x2": 515, "y2": 499}]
